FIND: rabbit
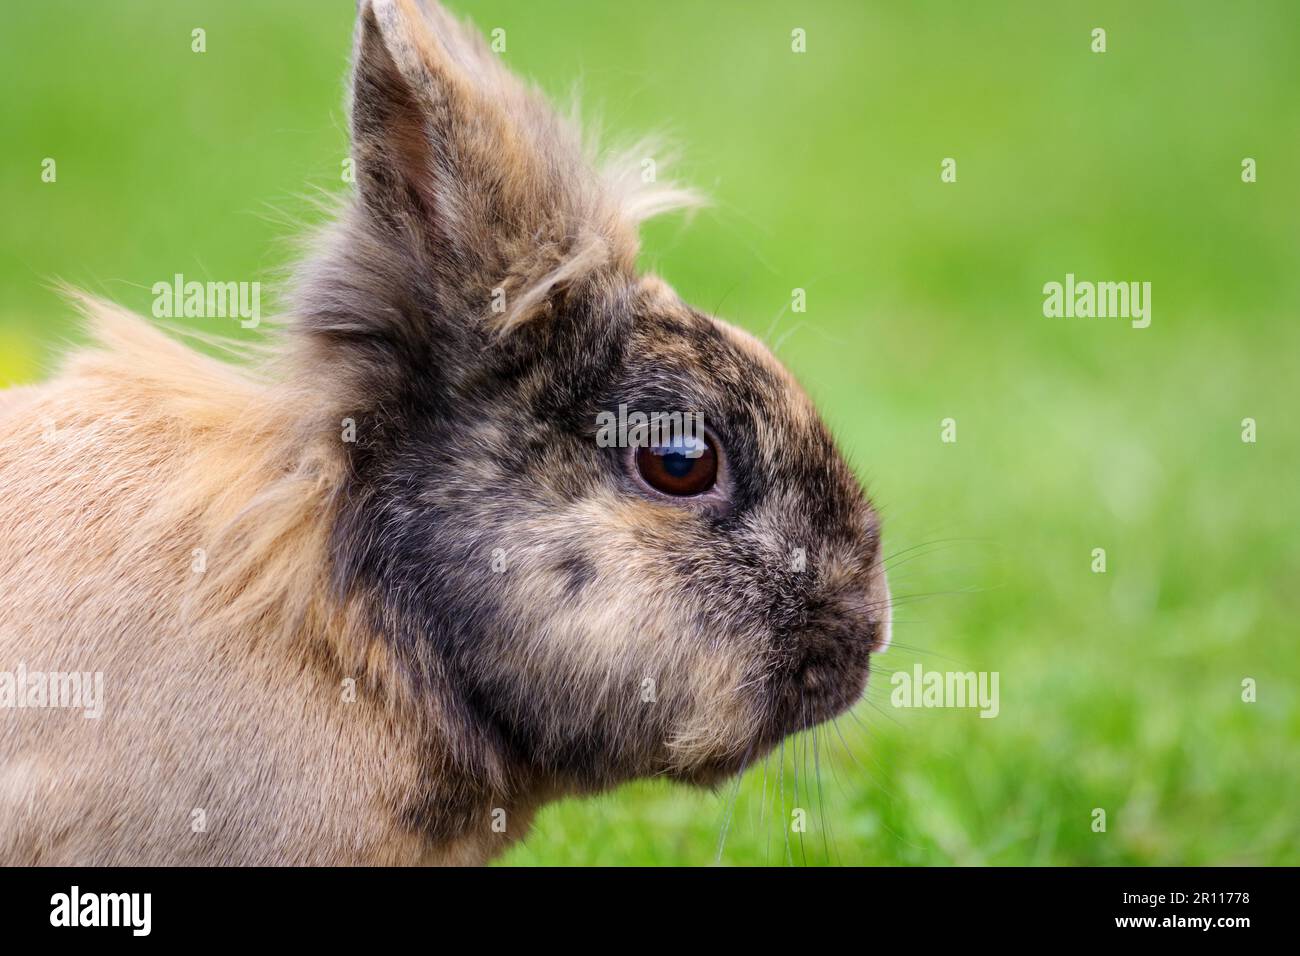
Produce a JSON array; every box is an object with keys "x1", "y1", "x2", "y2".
[{"x1": 0, "y1": 0, "x2": 890, "y2": 865}]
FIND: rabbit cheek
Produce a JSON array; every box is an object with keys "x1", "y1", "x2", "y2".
[{"x1": 516, "y1": 499, "x2": 771, "y2": 783}]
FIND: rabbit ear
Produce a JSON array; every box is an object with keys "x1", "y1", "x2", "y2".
[
  {"x1": 294, "y1": 0, "x2": 702, "y2": 417},
  {"x1": 349, "y1": 0, "x2": 532, "y2": 265},
  {"x1": 341, "y1": 0, "x2": 695, "y2": 332}
]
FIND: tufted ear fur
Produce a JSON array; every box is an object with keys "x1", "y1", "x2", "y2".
[{"x1": 295, "y1": 0, "x2": 699, "y2": 395}]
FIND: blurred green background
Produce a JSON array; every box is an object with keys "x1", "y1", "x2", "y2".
[{"x1": 2, "y1": 1, "x2": 1297, "y2": 865}]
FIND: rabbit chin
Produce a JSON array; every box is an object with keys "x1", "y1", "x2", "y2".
[
  {"x1": 666, "y1": 644, "x2": 879, "y2": 790},
  {"x1": 666, "y1": 674, "x2": 873, "y2": 790},
  {"x1": 664, "y1": 573, "x2": 890, "y2": 788}
]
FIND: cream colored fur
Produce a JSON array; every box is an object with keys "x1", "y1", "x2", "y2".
[{"x1": 0, "y1": 297, "x2": 526, "y2": 864}]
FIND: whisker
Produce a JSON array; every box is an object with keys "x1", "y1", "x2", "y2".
[
  {"x1": 812, "y1": 724, "x2": 835, "y2": 865},
  {"x1": 714, "y1": 739, "x2": 753, "y2": 864},
  {"x1": 790, "y1": 697, "x2": 800, "y2": 868},
  {"x1": 880, "y1": 537, "x2": 979, "y2": 572},
  {"x1": 778, "y1": 736, "x2": 792, "y2": 867}
]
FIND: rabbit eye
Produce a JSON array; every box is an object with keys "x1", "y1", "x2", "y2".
[{"x1": 634, "y1": 435, "x2": 718, "y2": 497}]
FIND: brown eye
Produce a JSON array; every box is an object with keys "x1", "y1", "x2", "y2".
[{"x1": 635, "y1": 435, "x2": 718, "y2": 497}]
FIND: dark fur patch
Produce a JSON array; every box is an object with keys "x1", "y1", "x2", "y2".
[{"x1": 555, "y1": 552, "x2": 596, "y2": 598}]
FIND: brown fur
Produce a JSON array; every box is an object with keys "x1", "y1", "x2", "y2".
[{"x1": 0, "y1": 0, "x2": 887, "y2": 865}]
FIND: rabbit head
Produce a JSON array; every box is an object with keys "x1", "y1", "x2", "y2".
[{"x1": 298, "y1": 0, "x2": 889, "y2": 795}]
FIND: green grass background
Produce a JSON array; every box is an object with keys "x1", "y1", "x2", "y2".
[{"x1": 2, "y1": 1, "x2": 1296, "y2": 865}]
